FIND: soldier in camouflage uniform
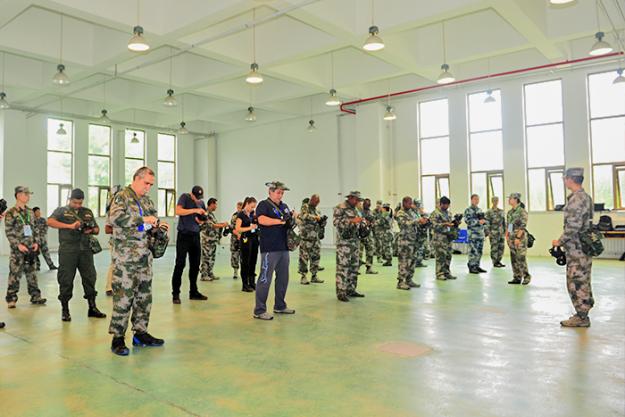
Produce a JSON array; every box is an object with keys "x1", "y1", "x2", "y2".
[
  {"x1": 430, "y1": 196, "x2": 457, "y2": 281},
  {"x1": 464, "y1": 194, "x2": 488, "y2": 274},
  {"x1": 0, "y1": 211, "x2": 5, "y2": 328},
  {"x1": 298, "y1": 194, "x2": 324, "y2": 285},
  {"x1": 373, "y1": 203, "x2": 393, "y2": 266},
  {"x1": 334, "y1": 191, "x2": 365, "y2": 302},
  {"x1": 4, "y1": 186, "x2": 47, "y2": 307},
  {"x1": 33, "y1": 206, "x2": 57, "y2": 271},
  {"x1": 413, "y1": 199, "x2": 429, "y2": 268},
  {"x1": 229, "y1": 202, "x2": 243, "y2": 279},
  {"x1": 108, "y1": 167, "x2": 169, "y2": 356},
  {"x1": 485, "y1": 197, "x2": 506, "y2": 268},
  {"x1": 395, "y1": 197, "x2": 428, "y2": 290},
  {"x1": 200, "y1": 198, "x2": 228, "y2": 281},
  {"x1": 358, "y1": 199, "x2": 378, "y2": 275},
  {"x1": 373, "y1": 200, "x2": 384, "y2": 263},
  {"x1": 553, "y1": 168, "x2": 595, "y2": 328},
  {"x1": 506, "y1": 193, "x2": 531, "y2": 285}
]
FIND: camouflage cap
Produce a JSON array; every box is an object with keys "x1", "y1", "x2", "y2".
[
  {"x1": 564, "y1": 167, "x2": 584, "y2": 177},
  {"x1": 14, "y1": 186, "x2": 33, "y2": 195},
  {"x1": 265, "y1": 181, "x2": 290, "y2": 191},
  {"x1": 508, "y1": 192, "x2": 522, "y2": 200},
  {"x1": 346, "y1": 191, "x2": 363, "y2": 201},
  {"x1": 413, "y1": 198, "x2": 422, "y2": 208},
  {"x1": 376, "y1": 200, "x2": 383, "y2": 205},
  {"x1": 382, "y1": 203, "x2": 391, "y2": 208}
]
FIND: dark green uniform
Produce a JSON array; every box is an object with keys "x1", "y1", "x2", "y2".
[{"x1": 49, "y1": 206, "x2": 99, "y2": 302}]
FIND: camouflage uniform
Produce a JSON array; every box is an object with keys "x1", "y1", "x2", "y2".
[
  {"x1": 485, "y1": 207, "x2": 506, "y2": 265},
  {"x1": 333, "y1": 201, "x2": 360, "y2": 298},
  {"x1": 200, "y1": 211, "x2": 220, "y2": 280},
  {"x1": 464, "y1": 204, "x2": 486, "y2": 270},
  {"x1": 414, "y1": 213, "x2": 429, "y2": 266},
  {"x1": 298, "y1": 203, "x2": 321, "y2": 279},
  {"x1": 430, "y1": 208, "x2": 454, "y2": 280},
  {"x1": 229, "y1": 211, "x2": 241, "y2": 275},
  {"x1": 372, "y1": 210, "x2": 393, "y2": 264},
  {"x1": 395, "y1": 208, "x2": 420, "y2": 287},
  {"x1": 33, "y1": 216, "x2": 55, "y2": 270},
  {"x1": 506, "y1": 205, "x2": 530, "y2": 284},
  {"x1": 108, "y1": 186, "x2": 157, "y2": 338},
  {"x1": 559, "y1": 188, "x2": 594, "y2": 318},
  {"x1": 359, "y1": 208, "x2": 376, "y2": 270},
  {"x1": 4, "y1": 206, "x2": 45, "y2": 303}
]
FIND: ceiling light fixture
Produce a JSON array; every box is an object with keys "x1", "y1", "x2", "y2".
[
  {"x1": 589, "y1": 1, "x2": 613, "y2": 56},
  {"x1": 484, "y1": 90, "x2": 496, "y2": 104},
  {"x1": 177, "y1": 121, "x2": 189, "y2": 135},
  {"x1": 549, "y1": 0, "x2": 575, "y2": 4},
  {"x1": 0, "y1": 52, "x2": 9, "y2": 109},
  {"x1": 437, "y1": 21, "x2": 455, "y2": 84},
  {"x1": 363, "y1": 0, "x2": 384, "y2": 51},
  {"x1": 128, "y1": 0, "x2": 149, "y2": 52},
  {"x1": 246, "y1": 9, "x2": 263, "y2": 85},
  {"x1": 163, "y1": 48, "x2": 177, "y2": 106},
  {"x1": 131, "y1": 131, "x2": 139, "y2": 144},
  {"x1": 325, "y1": 52, "x2": 341, "y2": 106},
  {"x1": 383, "y1": 105, "x2": 396, "y2": 121},
  {"x1": 307, "y1": 96, "x2": 316, "y2": 132},
  {"x1": 53, "y1": 15, "x2": 70, "y2": 85},
  {"x1": 245, "y1": 106, "x2": 257, "y2": 122},
  {"x1": 100, "y1": 109, "x2": 111, "y2": 123},
  {"x1": 56, "y1": 122, "x2": 67, "y2": 135},
  {"x1": 614, "y1": 68, "x2": 625, "y2": 84}
]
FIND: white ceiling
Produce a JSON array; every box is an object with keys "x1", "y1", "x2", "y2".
[{"x1": 0, "y1": 0, "x2": 623, "y2": 133}]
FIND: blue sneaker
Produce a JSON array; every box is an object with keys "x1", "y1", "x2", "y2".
[
  {"x1": 132, "y1": 332, "x2": 165, "y2": 347},
  {"x1": 111, "y1": 337, "x2": 129, "y2": 356}
]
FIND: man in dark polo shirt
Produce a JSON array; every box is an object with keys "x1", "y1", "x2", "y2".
[
  {"x1": 253, "y1": 181, "x2": 296, "y2": 320},
  {"x1": 171, "y1": 185, "x2": 208, "y2": 304},
  {"x1": 47, "y1": 188, "x2": 107, "y2": 322}
]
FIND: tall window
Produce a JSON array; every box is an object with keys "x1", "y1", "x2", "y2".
[
  {"x1": 47, "y1": 118, "x2": 73, "y2": 215},
  {"x1": 125, "y1": 129, "x2": 145, "y2": 185},
  {"x1": 588, "y1": 71, "x2": 625, "y2": 210},
  {"x1": 88, "y1": 124, "x2": 111, "y2": 216},
  {"x1": 419, "y1": 98, "x2": 450, "y2": 212},
  {"x1": 468, "y1": 90, "x2": 504, "y2": 210},
  {"x1": 157, "y1": 133, "x2": 176, "y2": 217},
  {"x1": 524, "y1": 79, "x2": 565, "y2": 211}
]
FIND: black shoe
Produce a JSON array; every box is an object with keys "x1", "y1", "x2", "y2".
[
  {"x1": 61, "y1": 301, "x2": 71, "y2": 322},
  {"x1": 49, "y1": 265, "x2": 58, "y2": 271},
  {"x1": 365, "y1": 268, "x2": 378, "y2": 275},
  {"x1": 477, "y1": 267, "x2": 487, "y2": 273},
  {"x1": 87, "y1": 298, "x2": 107, "y2": 318},
  {"x1": 469, "y1": 268, "x2": 480, "y2": 274},
  {"x1": 317, "y1": 267, "x2": 325, "y2": 272},
  {"x1": 415, "y1": 262, "x2": 427, "y2": 268},
  {"x1": 172, "y1": 297, "x2": 181, "y2": 304},
  {"x1": 508, "y1": 279, "x2": 522, "y2": 285},
  {"x1": 348, "y1": 291, "x2": 365, "y2": 298},
  {"x1": 242, "y1": 287, "x2": 254, "y2": 293},
  {"x1": 30, "y1": 297, "x2": 47, "y2": 305},
  {"x1": 106, "y1": 290, "x2": 113, "y2": 297},
  {"x1": 382, "y1": 261, "x2": 392, "y2": 266},
  {"x1": 132, "y1": 332, "x2": 165, "y2": 347},
  {"x1": 495, "y1": 263, "x2": 506, "y2": 268},
  {"x1": 337, "y1": 294, "x2": 350, "y2": 302},
  {"x1": 111, "y1": 337, "x2": 129, "y2": 356},
  {"x1": 189, "y1": 292, "x2": 208, "y2": 300}
]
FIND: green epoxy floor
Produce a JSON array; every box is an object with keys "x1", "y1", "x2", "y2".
[{"x1": 0, "y1": 248, "x2": 623, "y2": 417}]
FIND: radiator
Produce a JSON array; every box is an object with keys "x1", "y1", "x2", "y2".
[{"x1": 598, "y1": 237, "x2": 625, "y2": 260}]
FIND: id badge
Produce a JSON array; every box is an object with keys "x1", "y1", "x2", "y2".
[
  {"x1": 23, "y1": 225, "x2": 33, "y2": 237},
  {"x1": 508, "y1": 224, "x2": 514, "y2": 234}
]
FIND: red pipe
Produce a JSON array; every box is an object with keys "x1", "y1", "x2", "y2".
[{"x1": 340, "y1": 52, "x2": 624, "y2": 115}]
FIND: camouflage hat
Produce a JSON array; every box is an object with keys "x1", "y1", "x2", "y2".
[
  {"x1": 376, "y1": 200, "x2": 383, "y2": 205},
  {"x1": 564, "y1": 167, "x2": 584, "y2": 177},
  {"x1": 346, "y1": 191, "x2": 363, "y2": 201},
  {"x1": 14, "y1": 186, "x2": 33, "y2": 196},
  {"x1": 265, "y1": 181, "x2": 290, "y2": 191},
  {"x1": 413, "y1": 198, "x2": 422, "y2": 208},
  {"x1": 508, "y1": 192, "x2": 522, "y2": 200},
  {"x1": 149, "y1": 225, "x2": 170, "y2": 259},
  {"x1": 382, "y1": 203, "x2": 391, "y2": 208}
]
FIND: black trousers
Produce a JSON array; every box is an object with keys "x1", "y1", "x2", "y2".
[
  {"x1": 240, "y1": 237, "x2": 259, "y2": 289},
  {"x1": 171, "y1": 231, "x2": 201, "y2": 297},
  {"x1": 57, "y1": 249, "x2": 97, "y2": 302}
]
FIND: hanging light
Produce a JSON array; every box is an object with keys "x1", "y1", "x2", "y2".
[
  {"x1": 307, "y1": 120, "x2": 316, "y2": 132},
  {"x1": 130, "y1": 132, "x2": 139, "y2": 144},
  {"x1": 56, "y1": 122, "x2": 67, "y2": 135},
  {"x1": 177, "y1": 121, "x2": 189, "y2": 135},
  {"x1": 363, "y1": 0, "x2": 384, "y2": 51},
  {"x1": 484, "y1": 90, "x2": 496, "y2": 104},
  {"x1": 246, "y1": 9, "x2": 263, "y2": 85},
  {"x1": 0, "y1": 92, "x2": 9, "y2": 110},
  {"x1": 437, "y1": 21, "x2": 455, "y2": 85},
  {"x1": 325, "y1": 89, "x2": 341, "y2": 106},
  {"x1": 614, "y1": 68, "x2": 625, "y2": 84},
  {"x1": 53, "y1": 16, "x2": 70, "y2": 85},
  {"x1": 549, "y1": 0, "x2": 575, "y2": 4},
  {"x1": 245, "y1": 106, "x2": 256, "y2": 122},
  {"x1": 128, "y1": 1, "x2": 149, "y2": 52},
  {"x1": 589, "y1": 32, "x2": 613, "y2": 56},
  {"x1": 99, "y1": 109, "x2": 111, "y2": 123},
  {"x1": 383, "y1": 105, "x2": 396, "y2": 121},
  {"x1": 163, "y1": 89, "x2": 177, "y2": 106}
]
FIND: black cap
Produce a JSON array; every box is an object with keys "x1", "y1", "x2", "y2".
[
  {"x1": 70, "y1": 188, "x2": 85, "y2": 200},
  {"x1": 192, "y1": 186, "x2": 204, "y2": 199}
]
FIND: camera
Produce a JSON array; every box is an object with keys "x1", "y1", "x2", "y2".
[
  {"x1": 452, "y1": 213, "x2": 463, "y2": 228},
  {"x1": 549, "y1": 246, "x2": 567, "y2": 266},
  {"x1": 77, "y1": 219, "x2": 97, "y2": 232},
  {"x1": 476, "y1": 212, "x2": 485, "y2": 221},
  {"x1": 196, "y1": 213, "x2": 208, "y2": 222},
  {"x1": 24, "y1": 248, "x2": 39, "y2": 265},
  {"x1": 283, "y1": 213, "x2": 296, "y2": 230},
  {"x1": 0, "y1": 198, "x2": 7, "y2": 216},
  {"x1": 317, "y1": 215, "x2": 328, "y2": 240},
  {"x1": 222, "y1": 226, "x2": 233, "y2": 237},
  {"x1": 358, "y1": 221, "x2": 370, "y2": 239}
]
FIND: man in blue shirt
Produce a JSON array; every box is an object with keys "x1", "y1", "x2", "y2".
[{"x1": 253, "y1": 181, "x2": 296, "y2": 320}]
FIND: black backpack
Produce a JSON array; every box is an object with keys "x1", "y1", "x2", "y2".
[{"x1": 597, "y1": 215, "x2": 613, "y2": 232}]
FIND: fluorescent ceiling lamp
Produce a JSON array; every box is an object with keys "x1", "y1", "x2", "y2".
[
  {"x1": 383, "y1": 105, "x2": 396, "y2": 121},
  {"x1": 325, "y1": 89, "x2": 341, "y2": 106},
  {"x1": 550, "y1": 0, "x2": 575, "y2": 4},
  {"x1": 246, "y1": 63, "x2": 263, "y2": 84},
  {"x1": 589, "y1": 31, "x2": 613, "y2": 56},
  {"x1": 363, "y1": 26, "x2": 384, "y2": 51},
  {"x1": 53, "y1": 64, "x2": 70, "y2": 85},
  {"x1": 128, "y1": 26, "x2": 150, "y2": 52}
]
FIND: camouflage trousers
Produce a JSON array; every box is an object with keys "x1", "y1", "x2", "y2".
[
  {"x1": 433, "y1": 239, "x2": 452, "y2": 279},
  {"x1": 414, "y1": 235, "x2": 426, "y2": 264},
  {"x1": 378, "y1": 231, "x2": 393, "y2": 263},
  {"x1": 468, "y1": 237, "x2": 484, "y2": 268},
  {"x1": 489, "y1": 233, "x2": 505, "y2": 264},
  {"x1": 373, "y1": 230, "x2": 383, "y2": 260},
  {"x1": 565, "y1": 246, "x2": 594, "y2": 318},
  {"x1": 108, "y1": 250, "x2": 153, "y2": 337},
  {"x1": 5, "y1": 250, "x2": 42, "y2": 303},
  {"x1": 35, "y1": 239, "x2": 55, "y2": 270},
  {"x1": 299, "y1": 238, "x2": 321, "y2": 276},
  {"x1": 336, "y1": 239, "x2": 359, "y2": 296},
  {"x1": 200, "y1": 234, "x2": 218, "y2": 279},
  {"x1": 359, "y1": 235, "x2": 374, "y2": 268},
  {"x1": 392, "y1": 233, "x2": 399, "y2": 257},
  {"x1": 508, "y1": 241, "x2": 530, "y2": 281},
  {"x1": 397, "y1": 240, "x2": 417, "y2": 284},
  {"x1": 230, "y1": 237, "x2": 240, "y2": 271}
]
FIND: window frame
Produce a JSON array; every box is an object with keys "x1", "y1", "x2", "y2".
[
  {"x1": 157, "y1": 133, "x2": 177, "y2": 217},
  {"x1": 88, "y1": 123, "x2": 112, "y2": 217},
  {"x1": 46, "y1": 118, "x2": 74, "y2": 215}
]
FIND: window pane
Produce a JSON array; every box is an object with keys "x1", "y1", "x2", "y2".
[
  {"x1": 526, "y1": 124, "x2": 565, "y2": 168},
  {"x1": 125, "y1": 130, "x2": 145, "y2": 159},
  {"x1": 524, "y1": 80, "x2": 563, "y2": 125},
  {"x1": 528, "y1": 168, "x2": 546, "y2": 211},
  {"x1": 590, "y1": 117, "x2": 625, "y2": 164},
  {"x1": 47, "y1": 119, "x2": 73, "y2": 151},
  {"x1": 421, "y1": 137, "x2": 450, "y2": 175},
  {"x1": 470, "y1": 131, "x2": 504, "y2": 171},
  {"x1": 88, "y1": 155, "x2": 110, "y2": 186},
  {"x1": 422, "y1": 176, "x2": 435, "y2": 213},
  {"x1": 469, "y1": 90, "x2": 502, "y2": 132},
  {"x1": 48, "y1": 152, "x2": 72, "y2": 184},
  {"x1": 438, "y1": 177, "x2": 449, "y2": 199},
  {"x1": 419, "y1": 99, "x2": 449, "y2": 138},
  {"x1": 158, "y1": 189, "x2": 166, "y2": 217},
  {"x1": 549, "y1": 171, "x2": 566, "y2": 208},
  {"x1": 472, "y1": 173, "x2": 487, "y2": 209},
  {"x1": 167, "y1": 190, "x2": 176, "y2": 216},
  {"x1": 88, "y1": 187, "x2": 99, "y2": 214},
  {"x1": 158, "y1": 162, "x2": 175, "y2": 188},
  {"x1": 589, "y1": 71, "x2": 625, "y2": 119},
  {"x1": 491, "y1": 175, "x2": 504, "y2": 204},
  {"x1": 593, "y1": 165, "x2": 614, "y2": 210},
  {"x1": 618, "y1": 169, "x2": 625, "y2": 209},
  {"x1": 89, "y1": 124, "x2": 111, "y2": 155},
  {"x1": 158, "y1": 134, "x2": 175, "y2": 162},
  {"x1": 99, "y1": 188, "x2": 109, "y2": 217},
  {"x1": 125, "y1": 159, "x2": 144, "y2": 185},
  {"x1": 47, "y1": 184, "x2": 59, "y2": 216}
]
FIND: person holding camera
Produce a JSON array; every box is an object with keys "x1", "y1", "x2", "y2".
[
  {"x1": 430, "y1": 196, "x2": 458, "y2": 281},
  {"x1": 171, "y1": 185, "x2": 208, "y2": 304},
  {"x1": 506, "y1": 192, "x2": 531, "y2": 285},
  {"x1": 200, "y1": 198, "x2": 229, "y2": 282},
  {"x1": 358, "y1": 198, "x2": 378, "y2": 275},
  {"x1": 395, "y1": 196, "x2": 428, "y2": 290},
  {"x1": 4, "y1": 186, "x2": 47, "y2": 308},
  {"x1": 32, "y1": 206, "x2": 57, "y2": 271},
  {"x1": 108, "y1": 167, "x2": 170, "y2": 356},
  {"x1": 464, "y1": 194, "x2": 487, "y2": 274},
  {"x1": 229, "y1": 201, "x2": 243, "y2": 279},
  {"x1": 485, "y1": 196, "x2": 506, "y2": 268},
  {"x1": 47, "y1": 188, "x2": 106, "y2": 322},
  {"x1": 0, "y1": 208, "x2": 7, "y2": 328},
  {"x1": 413, "y1": 199, "x2": 429, "y2": 268},
  {"x1": 235, "y1": 197, "x2": 259, "y2": 292},
  {"x1": 373, "y1": 203, "x2": 394, "y2": 267},
  {"x1": 253, "y1": 181, "x2": 296, "y2": 320},
  {"x1": 334, "y1": 191, "x2": 366, "y2": 302},
  {"x1": 298, "y1": 194, "x2": 325, "y2": 285}
]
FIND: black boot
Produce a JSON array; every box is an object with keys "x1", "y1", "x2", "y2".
[
  {"x1": 87, "y1": 297, "x2": 107, "y2": 318},
  {"x1": 61, "y1": 301, "x2": 71, "y2": 322}
]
